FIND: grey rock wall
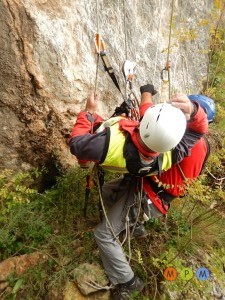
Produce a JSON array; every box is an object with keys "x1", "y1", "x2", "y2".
[{"x1": 0, "y1": 0, "x2": 213, "y2": 171}]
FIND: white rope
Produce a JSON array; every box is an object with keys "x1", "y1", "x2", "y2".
[
  {"x1": 206, "y1": 167, "x2": 225, "y2": 181},
  {"x1": 126, "y1": 215, "x2": 132, "y2": 262},
  {"x1": 95, "y1": 169, "x2": 122, "y2": 246},
  {"x1": 94, "y1": 0, "x2": 100, "y2": 96},
  {"x1": 123, "y1": 0, "x2": 128, "y2": 61},
  {"x1": 84, "y1": 280, "x2": 113, "y2": 290},
  {"x1": 171, "y1": 47, "x2": 179, "y2": 92},
  {"x1": 153, "y1": 0, "x2": 163, "y2": 86}
]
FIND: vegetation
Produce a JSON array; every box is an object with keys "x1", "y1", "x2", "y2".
[{"x1": 0, "y1": 2, "x2": 225, "y2": 300}]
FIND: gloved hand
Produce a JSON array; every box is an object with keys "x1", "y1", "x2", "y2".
[{"x1": 140, "y1": 84, "x2": 157, "y2": 96}]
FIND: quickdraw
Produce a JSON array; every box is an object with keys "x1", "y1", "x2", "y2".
[
  {"x1": 122, "y1": 60, "x2": 140, "y2": 120},
  {"x1": 94, "y1": 33, "x2": 122, "y2": 95},
  {"x1": 160, "y1": 61, "x2": 171, "y2": 103},
  {"x1": 94, "y1": 34, "x2": 139, "y2": 120}
]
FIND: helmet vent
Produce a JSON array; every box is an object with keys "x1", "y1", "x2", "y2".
[
  {"x1": 156, "y1": 106, "x2": 163, "y2": 122},
  {"x1": 156, "y1": 114, "x2": 160, "y2": 122}
]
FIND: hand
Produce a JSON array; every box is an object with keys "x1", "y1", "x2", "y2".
[
  {"x1": 170, "y1": 93, "x2": 194, "y2": 120},
  {"x1": 140, "y1": 84, "x2": 157, "y2": 96},
  {"x1": 85, "y1": 93, "x2": 99, "y2": 114}
]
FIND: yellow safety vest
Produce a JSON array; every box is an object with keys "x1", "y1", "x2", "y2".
[
  {"x1": 98, "y1": 117, "x2": 173, "y2": 174},
  {"x1": 98, "y1": 117, "x2": 127, "y2": 172}
]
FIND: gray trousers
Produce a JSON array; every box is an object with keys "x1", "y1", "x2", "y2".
[
  {"x1": 93, "y1": 177, "x2": 164, "y2": 285},
  {"x1": 93, "y1": 177, "x2": 137, "y2": 285}
]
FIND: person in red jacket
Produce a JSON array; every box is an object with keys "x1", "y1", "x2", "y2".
[
  {"x1": 69, "y1": 86, "x2": 209, "y2": 299},
  {"x1": 70, "y1": 85, "x2": 207, "y2": 176},
  {"x1": 139, "y1": 94, "x2": 214, "y2": 228}
]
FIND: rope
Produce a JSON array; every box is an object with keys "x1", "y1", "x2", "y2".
[
  {"x1": 206, "y1": 167, "x2": 225, "y2": 182},
  {"x1": 177, "y1": 163, "x2": 187, "y2": 181},
  {"x1": 153, "y1": 0, "x2": 163, "y2": 86},
  {"x1": 84, "y1": 280, "x2": 113, "y2": 290},
  {"x1": 123, "y1": 0, "x2": 128, "y2": 61},
  {"x1": 123, "y1": 0, "x2": 129, "y2": 100},
  {"x1": 125, "y1": 214, "x2": 131, "y2": 259},
  {"x1": 160, "y1": 0, "x2": 175, "y2": 103},
  {"x1": 94, "y1": 55, "x2": 100, "y2": 96},
  {"x1": 166, "y1": 0, "x2": 174, "y2": 98},
  {"x1": 122, "y1": 1, "x2": 140, "y2": 120},
  {"x1": 128, "y1": 178, "x2": 144, "y2": 262},
  {"x1": 94, "y1": 0, "x2": 100, "y2": 96},
  {"x1": 95, "y1": 166, "x2": 123, "y2": 247},
  {"x1": 96, "y1": 0, "x2": 99, "y2": 33}
]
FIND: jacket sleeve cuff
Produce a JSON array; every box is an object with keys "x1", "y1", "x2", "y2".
[{"x1": 139, "y1": 103, "x2": 153, "y2": 118}]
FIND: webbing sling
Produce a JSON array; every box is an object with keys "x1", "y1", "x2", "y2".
[{"x1": 100, "y1": 52, "x2": 122, "y2": 93}]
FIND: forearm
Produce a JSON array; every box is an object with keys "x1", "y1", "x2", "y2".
[
  {"x1": 139, "y1": 84, "x2": 157, "y2": 117},
  {"x1": 172, "y1": 129, "x2": 203, "y2": 164},
  {"x1": 171, "y1": 103, "x2": 208, "y2": 164},
  {"x1": 69, "y1": 131, "x2": 107, "y2": 162},
  {"x1": 187, "y1": 102, "x2": 208, "y2": 134},
  {"x1": 139, "y1": 92, "x2": 154, "y2": 117},
  {"x1": 69, "y1": 111, "x2": 103, "y2": 140}
]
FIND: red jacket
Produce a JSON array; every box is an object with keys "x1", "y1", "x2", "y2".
[
  {"x1": 143, "y1": 136, "x2": 209, "y2": 214},
  {"x1": 69, "y1": 102, "x2": 208, "y2": 164}
]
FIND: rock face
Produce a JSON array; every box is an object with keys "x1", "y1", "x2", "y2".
[
  {"x1": 0, "y1": 252, "x2": 47, "y2": 281},
  {"x1": 0, "y1": 0, "x2": 213, "y2": 173}
]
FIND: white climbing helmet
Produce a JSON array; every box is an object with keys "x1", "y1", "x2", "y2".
[{"x1": 140, "y1": 103, "x2": 186, "y2": 152}]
